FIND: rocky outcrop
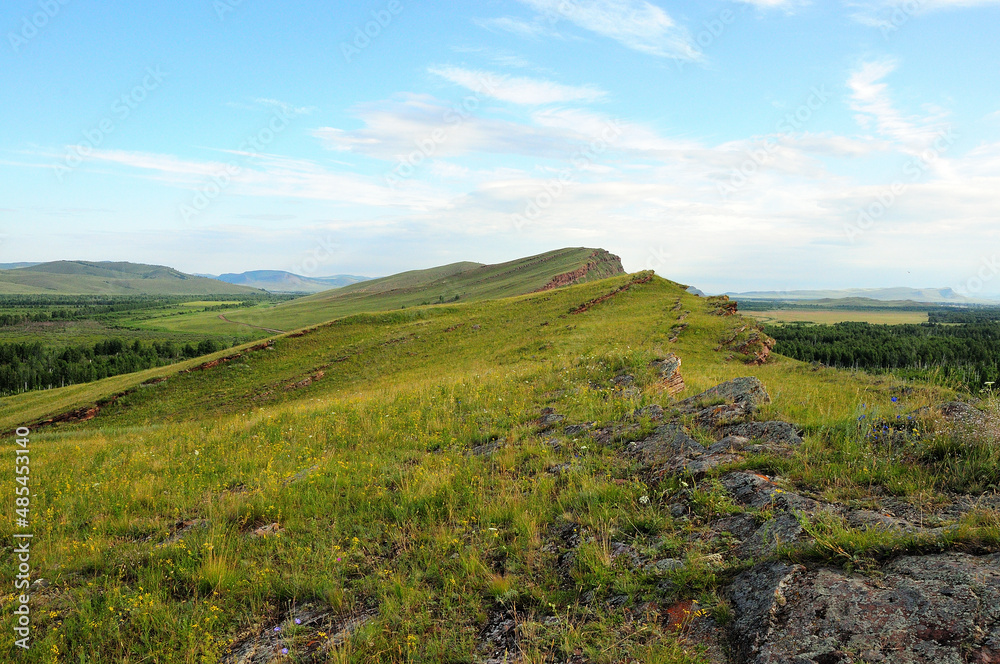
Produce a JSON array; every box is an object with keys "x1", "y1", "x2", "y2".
[
  {"x1": 651, "y1": 354, "x2": 685, "y2": 395},
  {"x1": 728, "y1": 553, "x2": 1000, "y2": 664},
  {"x1": 676, "y1": 376, "x2": 772, "y2": 426},
  {"x1": 533, "y1": 249, "x2": 625, "y2": 292},
  {"x1": 568, "y1": 272, "x2": 654, "y2": 314}
]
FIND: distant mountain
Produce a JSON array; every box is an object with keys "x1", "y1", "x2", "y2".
[
  {"x1": 214, "y1": 270, "x2": 371, "y2": 293},
  {"x1": 0, "y1": 261, "x2": 263, "y2": 295},
  {"x1": 725, "y1": 287, "x2": 988, "y2": 304},
  {"x1": 0, "y1": 262, "x2": 42, "y2": 270}
]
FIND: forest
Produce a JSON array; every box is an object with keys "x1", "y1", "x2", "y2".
[
  {"x1": 0, "y1": 337, "x2": 225, "y2": 395},
  {"x1": 767, "y1": 321, "x2": 1000, "y2": 389}
]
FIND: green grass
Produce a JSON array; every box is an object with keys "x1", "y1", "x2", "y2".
[
  {"x1": 745, "y1": 309, "x2": 929, "y2": 325},
  {"x1": 1, "y1": 270, "x2": 995, "y2": 663}
]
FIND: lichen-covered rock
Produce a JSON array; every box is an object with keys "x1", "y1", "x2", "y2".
[
  {"x1": 686, "y1": 377, "x2": 770, "y2": 411},
  {"x1": 720, "y1": 421, "x2": 803, "y2": 448},
  {"x1": 728, "y1": 553, "x2": 1000, "y2": 664},
  {"x1": 626, "y1": 424, "x2": 702, "y2": 466},
  {"x1": 735, "y1": 513, "x2": 805, "y2": 559},
  {"x1": 652, "y1": 354, "x2": 685, "y2": 396},
  {"x1": 678, "y1": 377, "x2": 771, "y2": 426},
  {"x1": 719, "y1": 471, "x2": 820, "y2": 514}
]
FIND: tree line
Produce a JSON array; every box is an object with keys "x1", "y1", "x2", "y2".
[
  {"x1": 766, "y1": 321, "x2": 1000, "y2": 389},
  {"x1": 0, "y1": 338, "x2": 224, "y2": 395}
]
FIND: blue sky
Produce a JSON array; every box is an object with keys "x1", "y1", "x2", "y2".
[{"x1": 1, "y1": 0, "x2": 998, "y2": 295}]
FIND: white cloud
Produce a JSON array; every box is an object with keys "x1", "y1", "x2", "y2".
[
  {"x1": 77, "y1": 148, "x2": 449, "y2": 211},
  {"x1": 847, "y1": 58, "x2": 949, "y2": 151},
  {"x1": 514, "y1": 0, "x2": 701, "y2": 60},
  {"x1": 734, "y1": 0, "x2": 808, "y2": 9},
  {"x1": 429, "y1": 66, "x2": 607, "y2": 105},
  {"x1": 472, "y1": 17, "x2": 557, "y2": 40},
  {"x1": 254, "y1": 98, "x2": 318, "y2": 116},
  {"x1": 848, "y1": 0, "x2": 1000, "y2": 27}
]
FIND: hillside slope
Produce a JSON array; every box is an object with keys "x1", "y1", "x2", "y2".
[
  {"x1": 0, "y1": 260, "x2": 263, "y2": 295},
  {"x1": 223, "y1": 247, "x2": 624, "y2": 331},
  {"x1": 2, "y1": 274, "x2": 998, "y2": 663}
]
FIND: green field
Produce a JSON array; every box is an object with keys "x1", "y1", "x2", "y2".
[
  {"x1": 1, "y1": 268, "x2": 998, "y2": 662},
  {"x1": 744, "y1": 309, "x2": 929, "y2": 325}
]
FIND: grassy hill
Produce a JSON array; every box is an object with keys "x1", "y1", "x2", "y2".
[
  {"x1": 2, "y1": 270, "x2": 998, "y2": 662},
  {"x1": 220, "y1": 247, "x2": 624, "y2": 331},
  {"x1": 0, "y1": 261, "x2": 263, "y2": 295}
]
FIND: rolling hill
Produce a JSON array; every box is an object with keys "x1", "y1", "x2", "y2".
[
  {"x1": 4, "y1": 267, "x2": 995, "y2": 662},
  {"x1": 0, "y1": 260, "x2": 264, "y2": 295},
  {"x1": 214, "y1": 270, "x2": 371, "y2": 293},
  {"x1": 221, "y1": 247, "x2": 625, "y2": 331}
]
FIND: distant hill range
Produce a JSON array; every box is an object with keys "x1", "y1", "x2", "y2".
[
  {"x1": 0, "y1": 262, "x2": 42, "y2": 270},
  {"x1": 726, "y1": 287, "x2": 996, "y2": 304},
  {"x1": 0, "y1": 261, "x2": 263, "y2": 295},
  {"x1": 210, "y1": 270, "x2": 371, "y2": 294}
]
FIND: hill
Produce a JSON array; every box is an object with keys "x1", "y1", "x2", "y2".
[
  {"x1": 2, "y1": 271, "x2": 999, "y2": 662},
  {"x1": 0, "y1": 262, "x2": 41, "y2": 270},
  {"x1": 727, "y1": 286, "x2": 986, "y2": 304},
  {"x1": 221, "y1": 247, "x2": 625, "y2": 331},
  {"x1": 214, "y1": 270, "x2": 370, "y2": 293},
  {"x1": 0, "y1": 260, "x2": 263, "y2": 295}
]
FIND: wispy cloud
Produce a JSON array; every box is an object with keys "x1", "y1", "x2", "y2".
[
  {"x1": 514, "y1": 0, "x2": 701, "y2": 60},
  {"x1": 472, "y1": 16, "x2": 558, "y2": 40},
  {"x1": 254, "y1": 98, "x2": 318, "y2": 116},
  {"x1": 734, "y1": 0, "x2": 808, "y2": 9},
  {"x1": 312, "y1": 94, "x2": 596, "y2": 160},
  {"x1": 76, "y1": 147, "x2": 448, "y2": 211},
  {"x1": 847, "y1": 58, "x2": 948, "y2": 151},
  {"x1": 429, "y1": 66, "x2": 607, "y2": 105},
  {"x1": 848, "y1": 0, "x2": 1000, "y2": 27}
]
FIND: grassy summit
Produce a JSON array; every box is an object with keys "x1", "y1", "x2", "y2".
[
  {"x1": 1, "y1": 267, "x2": 997, "y2": 662},
  {"x1": 220, "y1": 247, "x2": 625, "y2": 331}
]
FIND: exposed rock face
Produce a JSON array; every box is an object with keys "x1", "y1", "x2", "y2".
[
  {"x1": 678, "y1": 376, "x2": 772, "y2": 426},
  {"x1": 533, "y1": 249, "x2": 625, "y2": 292},
  {"x1": 708, "y1": 295, "x2": 738, "y2": 316},
  {"x1": 651, "y1": 354, "x2": 685, "y2": 396},
  {"x1": 720, "y1": 421, "x2": 804, "y2": 449},
  {"x1": 626, "y1": 424, "x2": 703, "y2": 467},
  {"x1": 716, "y1": 324, "x2": 776, "y2": 365},
  {"x1": 728, "y1": 553, "x2": 1000, "y2": 664}
]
